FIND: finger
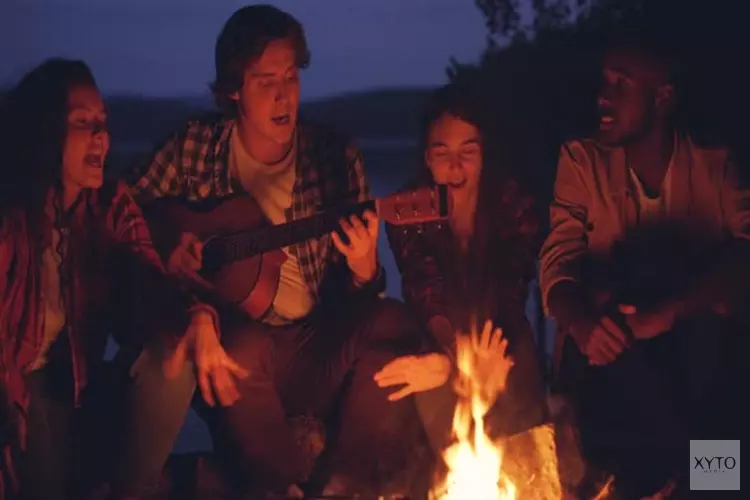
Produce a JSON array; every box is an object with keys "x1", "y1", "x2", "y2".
[
  {"x1": 348, "y1": 215, "x2": 368, "y2": 240},
  {"x1": 211, "y1": 367, "x2": 241, "y2": 407},
  {"x1": 618, "y1": 304, "x2": 637, "y2": 315},
  {"x1": 374, "y1": 356, "x2": 412, "y2": 380},
  {"x1": 596, "y1": 342, "x2": 620, "y2": 363},
  {"x1": 497, "y1": 338, "x2": 509, "y2": 358},
  {"x1": 331, "y1": 231, "x2": 351, "y2": 256},
  {"x1": 222, "y1": 355, "x2": 250, "y2": 379},
  {"x1": 189, "y1": 240, "x2": 203, "y2": 266},
  {"x1": 362, "y1": 210, "x2": 379, "y2": 238},
  {"x1": 339, "y1": 217, "x2": 353, "y2": 235},
  {"x1": 489, "y1": 327, "x2": 503, "y2": 351},
  {"x1": 480, "y1": 320, "x2": 493, "y2": 351},
  {"x1": 374, "y1": 364, "x2": 411, "y2": 384},
  {"x1": 375, "y1": 374, "x2": 410, "y2": 388},
  {"x1": 182, "y1": 252, "x2": 202, "y2": 272},
  {"x1": 599, "y1": 316, "x2": 630, "y2": 346},
  {"x1": 387, "y1": 385, "x2": 415, "y2": 402},
  {"x1": 600, "y1": 332, "x2": 626, "y2": 356},
  {"x1": 197, "y1": 367, "x2": 215, "y2": 407}
]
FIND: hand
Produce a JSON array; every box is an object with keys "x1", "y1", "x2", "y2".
[
  {"x1": 618, "y1": 303, "x2": 676, "y2": 340},
  {"x1": 574, "y1": 315, "x2": 631, "y2": 366},
  {"x1": 167, "y1": 232, "x2": 203, "y2": 278},
  {"x1": 374, "y1": 353, "x2": 452, "y2": 401},
  {"x1": 455, "y1": 321, "x2": 515, "y2": 406},
  {"x1": 331, "y1": 211, "x2": 379, "y2": 284},
  {"x1": 164, "y1": 312, "x2": 249, "y2": 407}
]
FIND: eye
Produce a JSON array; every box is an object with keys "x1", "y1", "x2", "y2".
[{"x1": 461, "y1": 145, "x2": 480, "y2": 156}]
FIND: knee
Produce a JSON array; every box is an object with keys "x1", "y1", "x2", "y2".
[{"x1": 360, "y1": 298, "x2": 423, "y2": 344}]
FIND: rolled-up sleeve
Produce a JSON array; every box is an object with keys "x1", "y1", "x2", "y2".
[{"x1": 538, "y1": 142, "x2": 591, "y2": 314}]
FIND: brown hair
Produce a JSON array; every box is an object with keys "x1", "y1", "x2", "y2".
[{"x1": 210, "y1": 4, "x2": 310, "y2": 115}]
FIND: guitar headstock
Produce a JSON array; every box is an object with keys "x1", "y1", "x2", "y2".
[{"x1": 377, "y1": 184, "x2": 451, "y2": 226}]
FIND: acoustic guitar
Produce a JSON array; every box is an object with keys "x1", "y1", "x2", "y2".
[{"x1": 143, "y1": 185, "x2": 449, "y2": 319}]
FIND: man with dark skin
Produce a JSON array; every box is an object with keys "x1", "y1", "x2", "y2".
[{"x1": 540, "y1": 34, "x2": 748, "y2": 497}]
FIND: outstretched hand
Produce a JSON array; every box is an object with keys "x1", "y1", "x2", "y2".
[
  {"x1": 455, "y1": 320, "x2": 515, "y2": 405},
  {"x1": 374, "y1": 353, "x2": 452, "y2": 401},
  {"x1": 164, "y1": 313, "x2": 249, "y2": 407}
]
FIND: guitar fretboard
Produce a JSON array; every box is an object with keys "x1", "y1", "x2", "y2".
[{"x1": 204, "y1": 199, "x2": 376, "y2": 265}]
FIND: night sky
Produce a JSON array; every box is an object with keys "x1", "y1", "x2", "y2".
[{"x1": 2, "y1": 0, "x2": 488, "y2": 99}]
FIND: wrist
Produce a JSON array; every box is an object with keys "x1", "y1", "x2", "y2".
[{"x1": 352, "y1": 257, "x2": 379, "y2": 285}]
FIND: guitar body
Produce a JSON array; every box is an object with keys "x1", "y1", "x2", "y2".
[
  {"x1": 144, "y1": 194, "x2": 286, "y2": 319},
  {"x1": 143, "y1": 184, "x2": 449, "y2": 321}
]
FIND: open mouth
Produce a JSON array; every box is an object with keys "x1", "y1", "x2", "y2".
[
  {"x1": 599, "y1": 113, "x2": 615, "y2": 129},
  {"x1": 272, "y1": 114, "x2": 291, "y2": 126},
  {"x1": 448, "y1": 180, "x2": 467, "y2": 189},
  {"x1": 84, "y1": 154, "x2": 103, "y2": 169}
]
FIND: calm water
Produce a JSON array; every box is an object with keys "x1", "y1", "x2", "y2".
[{"x1": 107, "y1": 139, "x2": 555, "y2": 453}]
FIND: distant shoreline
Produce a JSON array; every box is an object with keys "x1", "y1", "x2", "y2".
[{"x1": 110, "y1": 136, "x2": 418, "y2": 155}]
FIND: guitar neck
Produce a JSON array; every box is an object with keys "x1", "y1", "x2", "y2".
[{"x1": 209, "y1": 199, "x2": 377, "y2": 263}]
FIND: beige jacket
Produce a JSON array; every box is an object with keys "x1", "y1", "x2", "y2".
[{"x1": 539, "y1": 134, "x2": 750, "y2": 315}]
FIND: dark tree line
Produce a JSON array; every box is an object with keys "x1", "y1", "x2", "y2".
[{"x1": 453, "y1": 0, "x2": 750, "y2": 201}]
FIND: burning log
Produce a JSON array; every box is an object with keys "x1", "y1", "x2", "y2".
[{"x1": 428, "y1": 321, "x2": 605, "y2": 500}]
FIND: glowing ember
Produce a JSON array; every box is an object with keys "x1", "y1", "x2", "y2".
[{"x1": 429, "y1": 322, "x2": 517, "y2": 500}]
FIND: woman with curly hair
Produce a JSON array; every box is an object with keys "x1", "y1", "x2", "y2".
[{"x1": 378, "y1": 82, "x2": 548, "y2": 452}]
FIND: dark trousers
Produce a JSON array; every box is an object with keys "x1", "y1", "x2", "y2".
[
  {"x1": 15, "y1": 341, "x2": 140, "y2": 500},
  {"x1": 212, "y1": 297, "x2": 425, "y2": 494},
  {"x1": 559, "y1": 313, "x2": 742, "y2": 497},
  {"x1": 15, "y1": 336, "x2": 200, "y2": 500}
]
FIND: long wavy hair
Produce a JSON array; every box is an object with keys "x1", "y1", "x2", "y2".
[
  {"x1": 417, "y1": 81, "x2": 538, "y2": 331},
  {"x1": 0, "y1": 59, "x2": 96, "y2": 233}
]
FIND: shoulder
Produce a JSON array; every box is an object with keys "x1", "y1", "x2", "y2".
[
  {"x1": 682, "y1": 134, "x2": 732, "y2": 171},
  {"x1": 89, "y1": 180, "x2": 138, "y2": 216},
  {"x1": 559, "y1": 138, "x2": 615, "y2": 167},
  {"x1": 172, "y1": 113, "x2": 232, "y2": 148}
]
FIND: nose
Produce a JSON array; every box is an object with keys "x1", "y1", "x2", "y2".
[
  {"x1": 598, "y1": 83, "x2": 615, "y2": 104},
  {"x1": 274, "y1": 81, "x2": 290, "y2": 103},
  {"x1": 446, "y1": 154, "x2": 465, "y2": 182}
]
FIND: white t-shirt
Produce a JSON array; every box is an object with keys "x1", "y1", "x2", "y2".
[
  {"x1": 629, "y1": 161, "x2": 673, "y2": 225},
  {"x1": 230, "y1": 128, "x2": 314, "y2": 324}
]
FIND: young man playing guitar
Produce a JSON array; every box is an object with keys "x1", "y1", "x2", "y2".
[
  {"x1": 540, "y1": 31, "x2": 748, "y2": 498},
  {"x1": 125, "y1": 5, "x2": 428, "y2": 498}
]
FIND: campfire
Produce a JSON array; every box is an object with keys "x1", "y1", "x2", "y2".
[{"x1": 429, "y1": 322, "x2": 564, "y2": 500}]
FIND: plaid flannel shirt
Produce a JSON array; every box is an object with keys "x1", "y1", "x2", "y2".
[
  {"x1": 1, "y1": 182, "x2": 194, "y2": 474},
  {"x1": 386, "y1": 177, "x2": 539, "y2": 346},
  {"x1": 127, "y1": 114, "x2": 383, "y2": 300}
]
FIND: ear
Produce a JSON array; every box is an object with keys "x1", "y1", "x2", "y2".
[
  {"x1": 655, "y1": 83, "x2": 675, "y2": 113},
  {"x1": 229, "y1": 90, "x2": 240, "y2": 102},
  {"x1": 424, "y1": 149, "x2": 432, "y2": 170}
]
